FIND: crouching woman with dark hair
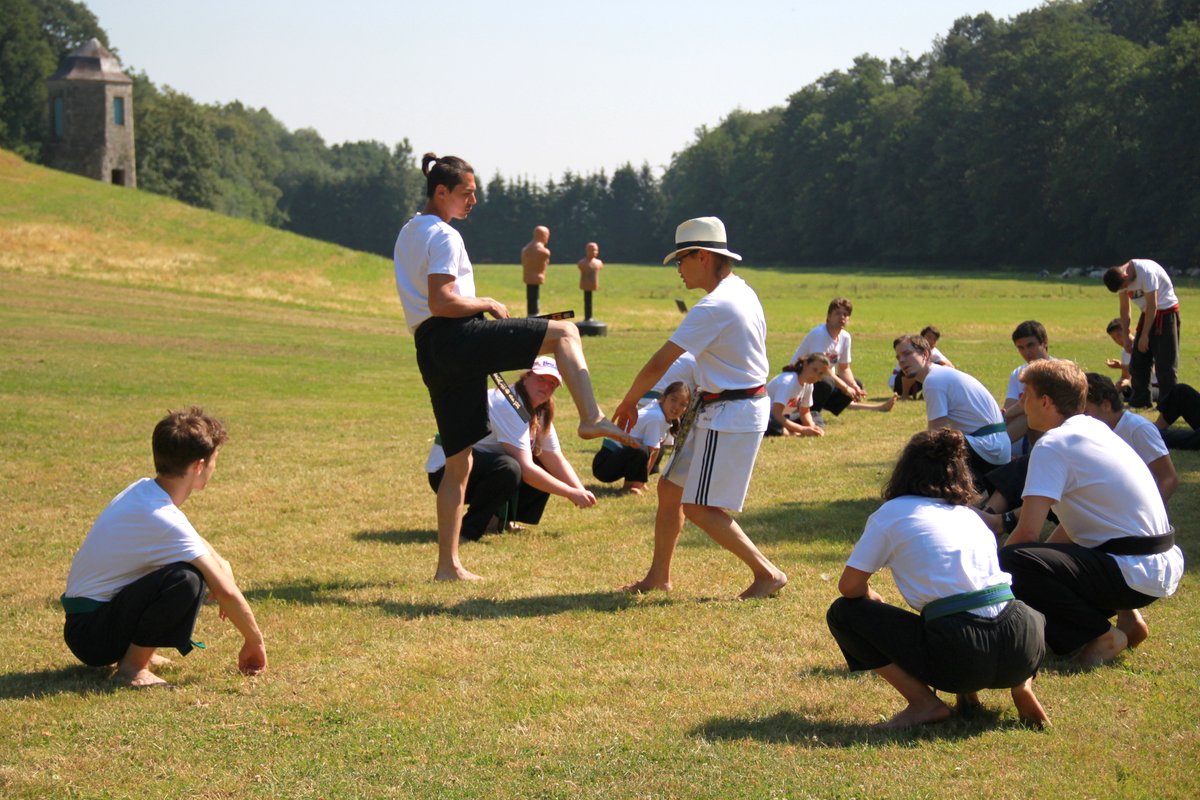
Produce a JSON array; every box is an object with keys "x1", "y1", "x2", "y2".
[{"x1": 826, "y1": 429, "x2": 1048, "y2": 729}]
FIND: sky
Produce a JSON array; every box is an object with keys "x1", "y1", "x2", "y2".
[{"x1": 85, "y1": 0, "x2": 1042, "y2": 182}]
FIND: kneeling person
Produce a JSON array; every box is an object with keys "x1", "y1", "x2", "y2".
[
  {"x1": 1001, "y1": 360, "x2": 1183, "y2": 668},
  {"x1": 61, "y1": 408, "x2": 267, "y2": 687},
  {"x1": 828, "y1": 429, "x2": 1047, "y2": 729},
  {"x1": 426, "y1": 357, "x2": 596, "y2": 538}
]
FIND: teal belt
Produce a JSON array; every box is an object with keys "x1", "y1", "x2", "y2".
[
  {"x1": 970, "y1": 422, "x2": 1007, "y2": 437},
  {"x1": 922, "y1": 584, "x2": 1014, "y2": 620},
  {"x1": 642, "y1": 390, "x2": 662, "y2": 401},
  {"x1": 601, "y1": 438, "x2": 626, "y2": 452},
  {"x1": 60, "y1": 594, "x2": 105, "y2": 614}
]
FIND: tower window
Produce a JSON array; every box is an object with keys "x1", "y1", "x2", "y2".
[
  {"x1": 54, "y1": 97, "x2": 64, "y2": 138},
  {"x1": 113, "y1": 97, "x2": 125, "y2": 126}
]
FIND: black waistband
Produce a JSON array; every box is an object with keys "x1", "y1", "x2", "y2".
[
  {"x1": 699, "y1": 386, "x2": 765, "y2": 405},
  {"x1": 1096, "y1": 530, "x2": 1175, "y2": 556}
]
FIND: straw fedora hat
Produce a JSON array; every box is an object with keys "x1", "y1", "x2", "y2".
[{"x1": 662, "y1": 216, "x2": 742, "y2": 265}]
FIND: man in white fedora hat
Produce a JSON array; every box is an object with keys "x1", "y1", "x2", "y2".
[{"x1": 613, "y1": 217, "x2": 788, "y2": 599}]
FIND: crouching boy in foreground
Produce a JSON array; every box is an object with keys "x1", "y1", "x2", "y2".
[{"x1": 61, "y1": 407, "x2": 267, "y2": 687}]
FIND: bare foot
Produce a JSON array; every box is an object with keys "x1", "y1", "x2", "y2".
[
  {"x1": 875, "y1": 699, "x2": 952, "y2": 729},
  {"x1": 149, "y1": 654, "x2": 173, "y2": 667},
  {"x1": 738, "y1": 571, "x2": 788, "y2": 599},
  {"x1": 579, "y1": 418, "x2": 638, "y2": 447},
  {"x1": 1076, "y1": 626, "x2": 1128, "y2": 669},
  {"x1": 1010, "y1": 678, "x2": 1049, "y2": 729},
  {"x1": 955, "y1": 692, "x2": 983, "y2": 717},
  {"x1": 1116, "y1": 609, "x2": 1149, "y2": 648},
  {"x1": 621, "y1": 577, "x2": 671, "y2": 593},
  {"x1": 623, "y1": 482, "x2": 644, "y2": 495},
  {"x1": 880, "y1": 394, "x2": 898, "y2": 412},
  {"x1": 113, "y1": 668, "x2": 169, "y2": 688},
  {"x1": 434, "y1": 566, "x2": 483, "y2": 582}
]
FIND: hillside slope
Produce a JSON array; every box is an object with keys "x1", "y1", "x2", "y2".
[{"x1": 0, "y1": 149, "x2": 396, "y2": 314}]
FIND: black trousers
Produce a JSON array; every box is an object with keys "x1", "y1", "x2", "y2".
[
  {"x1": 999, "y1": 543, "x2": 1158, "y2": 655},
  {"x1": 592, "y1": 444, "x2": 651, "y2": 483},
  {"x1": 1130, "y1": 309, "x2": 1180, "y2": 408},
  {"x1": 1157, "y1": 383, "x2": 1200, "y2": 450},
  {"x1": 984, "y1": 454, "x2": 1031, "y2": 509},
  {"x1": 64, "y1": 562, "x2": 207, "y2": 666},
  {"x1": 826, "y1": 595, "x2": 1045, "y2": 693},
  {"x1": 429, "y1": 449, "x2": 550, "y2": 540},
  {"x1": 810, "y1": 376, "x2": 854, "y2": 415}
]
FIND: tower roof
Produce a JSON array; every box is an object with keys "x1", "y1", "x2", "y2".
[{"x1": 48, "y1": 38, "x2": 132, "y2": 84}]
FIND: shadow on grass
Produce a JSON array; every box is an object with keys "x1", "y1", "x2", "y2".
[
  {"x1": 354, "y1": 529, "x2": 436, "y2": 545},
  {"x1": 244, "y1": 578, "x2": 644, "y2": 619},
  {"x1": 691, "y1": 705, "x2": 1021, "y2": 747},
  {"x1": 0, "y1": 665, "x2": 121, "y2": 699},
  {"x1": 675, "y1": 497, "x2": 878, "y2": 548}
]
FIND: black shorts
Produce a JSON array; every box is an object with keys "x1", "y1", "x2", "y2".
[{"x1": 414, "y1": 314, "x2": 548, "y2": 457}]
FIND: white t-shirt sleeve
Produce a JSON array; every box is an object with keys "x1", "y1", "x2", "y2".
[
  {"x1": 1023, "y1": 440, "x2": 1068, "y2": 502},
  {"x1": 538, "y1": 423, "x2": 561, "y2": 454},
  {"x1": 840, "y1": 332, "x2": 852, "y2": 365},
  {"x1": 426, "y1": 225, "x2": 463, "y2": 279},
  {"x1": 669, "y1": 303, "x2": 721, "y2": 357},
  {"x1": 489, "y1": 395, "x2": 533, "y2": 451},
  {"x1": 846, "y1": 509, "x2": 893, "y2": 574},
  {"x1": 632, "y1": 405, "x2": 671, "y2": 447},
  {"x1": 1006, "y1": 366, "x2": 1024, "y2": 403}
]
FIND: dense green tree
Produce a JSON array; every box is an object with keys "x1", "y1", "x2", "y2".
[
  {"x1": 0, "y1": 0, "x2": 56, "y2": 160},
  {"x1": 30, "y1": 0, "x2": 107, "y2": 56}
]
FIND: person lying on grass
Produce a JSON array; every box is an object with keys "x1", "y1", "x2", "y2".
[
  {"x1": 61, "y1": 407, "x2": 266, "y2": 688},
  {"x1": 827, "y1": 428, "x2": 1048, "y2": 729}
]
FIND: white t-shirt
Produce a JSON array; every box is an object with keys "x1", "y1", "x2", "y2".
[
  {"x1": 630, "y1": 402, "x2": 672, "y2": 448},
  {"x1": 425, "y1": 388, "x2": 560, "y2": 472},
  {"x1": 1113, "y1": 411, "x2": 1170, "y2": 465},
  {"x1": 847, "y1": 496, "x2": 1012, "y2": 616},
  {"x1": 669, "y1": 274, "x2": 769, "y2": 433},
  {"x1": 922, "y1": 365, "x2": 1010, "y2": 465},
  {"x1": 766, "y1": 371, "x2": 814, "y2": 413},
  {"x1": 64, "y1": 479, "x2": 209, "y2": 602},
  {"x1": 651, "y1": 351, "x2": 698, "y2": 395},
  {"x1": 1005, "y1": 356, "x2": 1057, "y2": 403},
  {"x1": 790, "y1": 324, "x2": 851, "y2": 367},
  {"x1": 1125, "y1": 258, "x2": 1178, "y2": 313},
  {"x1": 1023, "y1": 414, "x2": 1182, "y2": 597},
  {"x1": 394, "y1": 214, "x2": 477, "y2": 333}
]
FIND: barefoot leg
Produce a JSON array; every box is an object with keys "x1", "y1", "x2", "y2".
[
  {"x1": 1076, "y1": 626, "x2": 1128, "y2": 669},
  {"x1": 114, "y1": 644, "x2": 169, "y2": 688},
  {"x1": 682, "y1": 503, "x2": 787, "y2": 598},
  {"x1": 873, "y1": 664, "x2": 951, "y2": 728},
  {"x1": 622, "y1": 479, "x2": 684, "y2": 592},
  {"x1": 1010, "y1": 677, "x2": 1049, "y2": 728},
  {"x1": 434, "y1": 450, "x2": 482, "y2": 582},
  {"x1": 1116, "y1": 609, "x2": 1149, "y2": 648},
  {"x1": 538, "y1": 322, "x2": 636, "y2": 444}
]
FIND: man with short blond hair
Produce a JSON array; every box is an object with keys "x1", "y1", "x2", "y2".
[{"x1": 1001, "y1": 359, "x2": 1182, "y2": 668}]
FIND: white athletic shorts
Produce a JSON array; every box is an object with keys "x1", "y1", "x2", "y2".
[{"x1": 666, "y1": 425, "x2": 761, "y2": 512}]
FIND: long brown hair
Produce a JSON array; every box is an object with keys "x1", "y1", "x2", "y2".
[
  {"x1": 515, "y1": 373, "x2": 556, "y2": 456},
  {"x1": 882, "y1": 429, "x2": 977, "y2": 505}
]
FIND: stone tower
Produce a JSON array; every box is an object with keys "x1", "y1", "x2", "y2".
[{"x1": 44, "y1": 38, "x2": 136, "y2": 187}]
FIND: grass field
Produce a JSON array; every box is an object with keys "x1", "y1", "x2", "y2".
[{"x1": 2, "y1": 151, "x2": 1198, "y2": 799}]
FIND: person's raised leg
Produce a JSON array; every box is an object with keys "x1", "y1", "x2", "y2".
[
  {"x1": 1010, "y1": 677, "x2": 1049, "y2": 728},
  {"x1": 681, "y1": 504, "x2": 787, "y2": 599},
  {"x1": 435, "y1": 448, "x2": 481, "y2": 581},
  {"x1": 622, "y1": 478, "x2": 684, "y2": 592},
  {"x1": 873, "y1": 663, "x2": 951, "y2": 728},
  {"x1": 114, "y1": 643, "x2": 168, "y2": 687},
  {"x1": 539, "y1": 321, "x2": 634, "y2": 443}
]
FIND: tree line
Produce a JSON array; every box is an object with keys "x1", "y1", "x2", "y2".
[{"x1": 2, "y1": 0, "x2": 1197, "y2": 267}]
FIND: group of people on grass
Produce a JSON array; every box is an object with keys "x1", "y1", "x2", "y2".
[{"x1": 59, "y1": 153, "x2": 1187, "y2": 733}]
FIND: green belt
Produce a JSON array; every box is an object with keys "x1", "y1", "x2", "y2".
[
  {"x1": 970, "y1": 422, "x2": 1007, "y2": 437},
  {"x1": 60, "y1": 594, "x2": 106, "y2": 614},
  {"x1": 601, "y1": 438, "x2": 626, "y2": 452},
  {"x1": 642, "y1": 390, "x2": 662, "y2": 401},
  {"x1": 434, "y1": 433, "x2": 441, "y2": 445},
  {"x1": 922, "y1": 584, "x2": 1014, "y2": 621}
]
